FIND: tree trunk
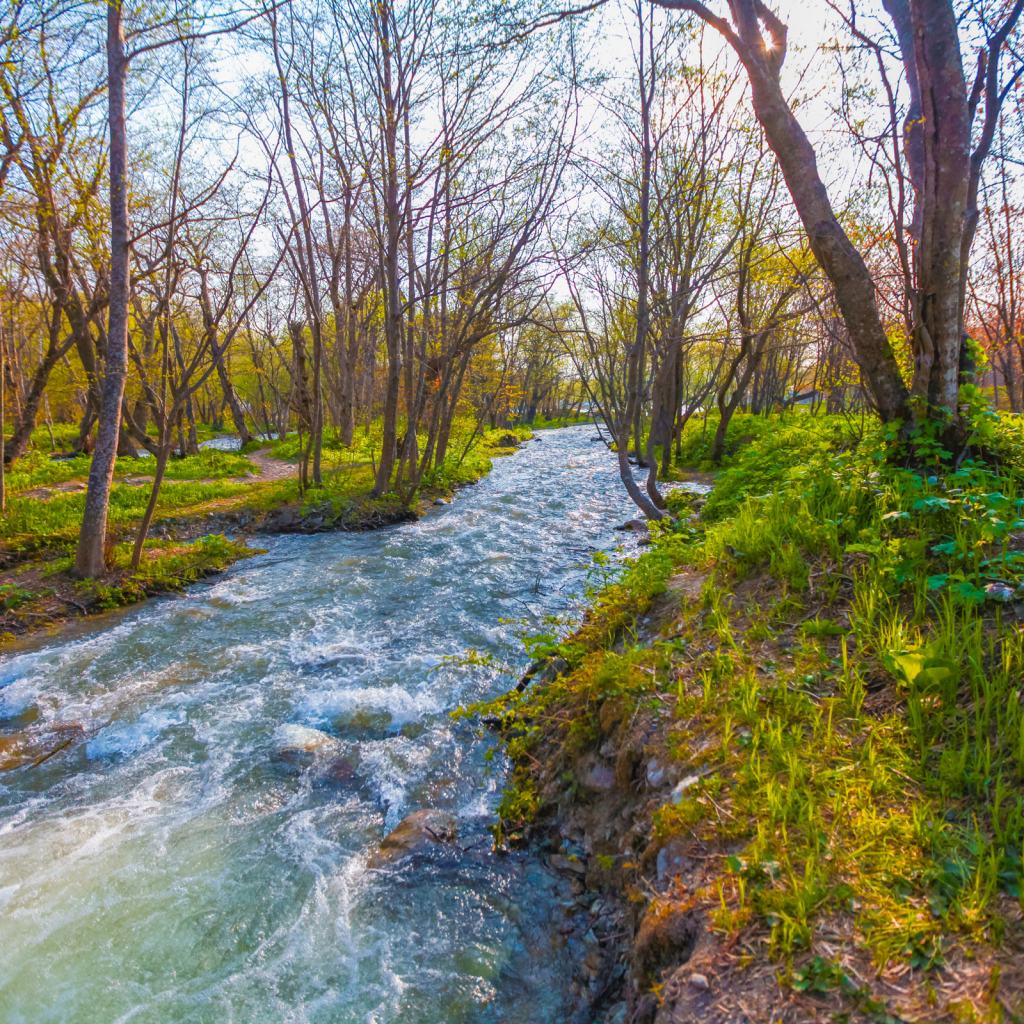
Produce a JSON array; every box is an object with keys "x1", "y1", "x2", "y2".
[
  {"x1": 1, "y1": 325, "x2": 5, "y2": 512},
  {"x1": 131, "y1": 443, "x2": 170, "y2": 570},
  {"x1": 215, "y1": 350, "x2": 252, "y2": 445},
  {"x1": 907, "y1": 0, "x2": 969, "y2": 422},
  {"x1": 655, "y1": 0, "x2": 910, "y2": 424},
  {"x1": 75, "y1": 4, "x2": 129, "y2": 579},
  {"x1": 372, "y1": 7, "x2": 403, "y2": 499},
  {"x1": 117, "y1": 420, "x2": 137, "y2": 457}
]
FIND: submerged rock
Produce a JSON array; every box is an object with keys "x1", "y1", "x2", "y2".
[
  {"x1": 0, "y1": 723, "x2": 85, "y2": 772},
  {"x1": 615, "y1": 519, "x2": 650, "y2": 533},
  {"x1": 274, "y1": 723, "x2": 340, "y2": 768},
  {"x1": 321, "y1": 753, "x2": 360, "y2": 785},
  {"x1": 0, "y1": 704, "x2": 40, "y2": 730},
  {"x1": 333, "y1": 708, "x2": 394, "y2": 740},
  {"x1": 368, "y1": 808, "x2": 459, "y2": 866}
]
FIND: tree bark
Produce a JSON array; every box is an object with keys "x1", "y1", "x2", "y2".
[
  {"x1": 907, "y1": 0, "x2": 969, "y2": 417},
  {"x1": 215, "y1": 349, "x2": 252, "y2": 445},
  {"x1": 75, "y1": 2, "x2": 129, "y2": 579},
  {"x1": 372, "y1": 2, "x2": 403, "y2": 498}
]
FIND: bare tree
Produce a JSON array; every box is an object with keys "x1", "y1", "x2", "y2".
[{"x1": 637, "y1": 0, "x2": 1023, "y2": 445}]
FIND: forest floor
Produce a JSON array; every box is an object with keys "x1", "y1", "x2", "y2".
[
  {"x1": 0, "y1": 421, "x2": 534, "y2": 648},
  {"x1": 464, "y1": 412, "x2": 1024, "y2": 1024}
]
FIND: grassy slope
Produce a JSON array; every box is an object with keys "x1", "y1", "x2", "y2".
[{"x1": 467, "y1": 410, "x2": 1024, "y2": 1024}]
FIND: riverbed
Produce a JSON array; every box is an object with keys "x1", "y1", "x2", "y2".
[{"x1": 0, "y1": 426, "x2": 686, "y2": 1023}]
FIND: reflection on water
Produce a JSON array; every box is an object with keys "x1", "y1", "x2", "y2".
[{"x1": 0, "y1": 426, "x2": 707, "y2": 1023}]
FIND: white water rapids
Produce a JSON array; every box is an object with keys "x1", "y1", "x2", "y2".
[{"x1": 0, "y1": 425, "x2": 707, "y2": 1023}]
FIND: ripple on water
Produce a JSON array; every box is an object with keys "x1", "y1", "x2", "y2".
[{"x1": 0, "y1": 425, "x2": 662, "y2": 1023}]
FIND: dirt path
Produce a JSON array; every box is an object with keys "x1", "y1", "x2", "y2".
[
  {"x1": 19, "y1": 448, "x2": 296, "y2": 501},
  {"x1": 242, "y1": 448, "x2": 297, "y2": 482}
]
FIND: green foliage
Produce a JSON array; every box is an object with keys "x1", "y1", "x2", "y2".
[
  {"x1": 0, "y1": 584, "x2": 33, "y2": 611},
  {"x1": 699, "y1": 416, "x2": 856, "y2": 522},
  {"x1": 529, "y1": 412, "x2": 592, "y2": 429},
  {"x1": 3, "y1": 447, "x2": 255, "y2": 496},
  {"x1": 152, "y1": 449, "x2": 257, "y2": 481},
  {"x1": 672, "y1": 411, "x2": 776, "y2": 468},
  {"x1": 790, "y1": 956, "x2": 857, "y2": 994},
  {"x1": 4, "y1": 449, "x2": 91, "y2": 493},
  {"x1": 260, "y1": 418, "x2": 529, "y2": 496},
  {"x1": 129, "y1": 534, "x2": 256, "y2": 590},
  {"x1": 0, "y1": 480, "x2": 252, "y2": 545},
  {"x1": 478, "y1": 400, "x2": 1024, "y2": 995}
]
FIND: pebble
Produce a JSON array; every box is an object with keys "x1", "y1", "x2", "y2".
[
  {"x1": 671, "y1": 775, "x2": 701, "y2": 802},
  {"x1": 689, "y1": 972, "x2": 709, "y2": 990},
  {"x1": 549, "y1": 853, "x2": 587, "y2": 875}
]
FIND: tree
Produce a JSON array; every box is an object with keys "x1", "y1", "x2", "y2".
[
  {"x1": 74, "y1": 0, "x2": 129, "y2": 578},
  {"x1": 969, "y1": 133, "x2": 1024, "y2": 411},
  {"x1": 644, "y1": 0, "x2": 1023, "y2": 446},
  {"x1": 74, "y1": 1, "x2": 281, "y2": 577},
  {"x1": 708, "y1": 139, "x2": 812, "y2": 462}
]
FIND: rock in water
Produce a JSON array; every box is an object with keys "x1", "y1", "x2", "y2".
[
  {"x1": 0, "y1": 723, "x2": 84, "y2": 772},
  {"x1": 274, "y1": 723, "x2": 340, "y2": 768},
  {"x1": 614, "y1": 519, "x2": 650, "y2": 534},
  {"x1": 368, "y1": 809, "x2": 459, "y2": 866}
]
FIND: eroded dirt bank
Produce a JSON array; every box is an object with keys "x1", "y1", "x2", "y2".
[{"x1": 481, "y1": 556, "x2": 1024, "y2": 1024}]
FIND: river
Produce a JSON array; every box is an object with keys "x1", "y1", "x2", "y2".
[{"x1": 0, "y1": 425, "x2": 688, "y2": 1024}]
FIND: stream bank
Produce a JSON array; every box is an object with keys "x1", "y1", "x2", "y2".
[
  {"x1": 0, "y1": 427, "x2": 534, "y2": 647},
  {"x1": 473, "y1": 419, "x2": 1024, "y2": 1024}
]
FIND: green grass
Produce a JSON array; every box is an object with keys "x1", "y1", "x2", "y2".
[
  {"x1": 0, "y1": 479, "x2": 255, "y2": 546},
  {"x1": 53, "y1": 533, "x2": 263, "y2": 610},
  {"x1": 2, "y1": 445, "x2": 257, "y2": 495},
  {"x1": 153, "y1": 449, "x2": 257, "y2": 481},
  {"x1": 466, "y1": 403, "x2": 1024, "y2": 1016},
  {"x1": 4, "y1": 449, "x2": 94, "y2": 493},
  {"x1": 658, "y1": 430, "x2": 1024, "y2": 969},
  {"x1": 529, "y1": 412, "x2": 593, "y2": 429},
  {"x1": 0, "y1": 414, "x2": 531, "y2": 615},
  {"x1": 256, "y1": 418, "x2": 532, "y2": 494},
  {"x1": 0, "y1": 417, "x2": 530, "y2": 558}
]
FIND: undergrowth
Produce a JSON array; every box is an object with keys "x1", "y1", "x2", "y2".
[
  {"x1": 3, "y1": 446, "x2": 257, "y2": 494},
  {"x1": 463, "y1": 407, "x2": 1024, "y2": 1017},
  {"x1": 0, "y1": 480, "x2": 255, "y2": 546}
]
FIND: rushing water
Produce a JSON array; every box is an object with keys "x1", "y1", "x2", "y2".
[{"x1": 0, "y1": 426, "x2": 699, "y2": 1024}]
